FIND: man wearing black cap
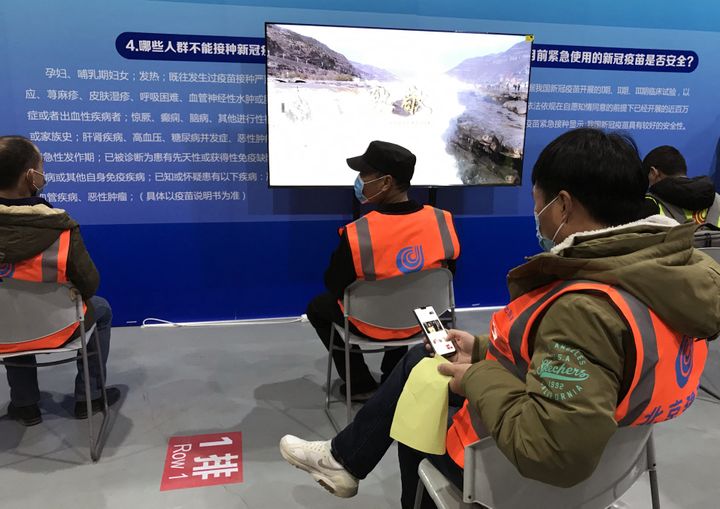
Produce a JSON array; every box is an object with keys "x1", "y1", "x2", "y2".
[{"x1": 306, "y1": 140, "x2": 460, "y2": 400}]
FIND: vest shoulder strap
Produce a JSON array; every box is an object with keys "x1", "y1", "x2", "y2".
[
  {"x1": 646, "y1": 193, "x2": 689, "y2": 223},
  {"x1": 344, "y1": 215, "x2": 376, "y2": 280}
]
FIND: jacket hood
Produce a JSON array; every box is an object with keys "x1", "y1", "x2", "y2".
[
  {"x1": 507, "y1": 216, "x2": 720, "y2": 339},
  {"x1": 650, "y1": 176, "x2": 716, "y2": 210},
  {"x1": 0, "y1": 204, "x2": 77, "y2": 263}
]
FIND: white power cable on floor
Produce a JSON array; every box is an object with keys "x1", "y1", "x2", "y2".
[
  {"x1": 140, "y1": 308, "x2": 487, "y2": 329},
  {"x1": 141, "y1": 316, "x2": 304, "y2": 328}
]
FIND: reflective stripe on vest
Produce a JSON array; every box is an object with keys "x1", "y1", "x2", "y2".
[
  {"x1": 445, "y1": 280, "x2": 708, "y2": 468},
  {"x1": 350, "y1": 215, "x2": 377, "y2": 281},
  {"x1": 340, "y1": 206, "x2": 459, "y2": 339},
  {"x1": 1, "y1": 230, "x2": 71, "y2": 283}
]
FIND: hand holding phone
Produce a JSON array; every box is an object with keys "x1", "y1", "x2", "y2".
[{"x1": 413, "y1": 306, "x2": 457, "y2": 358}]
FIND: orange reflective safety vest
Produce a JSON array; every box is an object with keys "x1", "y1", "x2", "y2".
[
  {"x1": 339, "y1": 205, "x2": 460, "y2": 339},
  {"x1": 0, "y1": 230, "x2": 84, "y2": 353},
  {"x1": 446, "y1": 280, "x2": 708, "y2": 468}
]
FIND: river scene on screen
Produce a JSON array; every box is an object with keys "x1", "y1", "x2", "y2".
[{"x1": 266, "y1": 24, "x2": 531, "y2": 186}]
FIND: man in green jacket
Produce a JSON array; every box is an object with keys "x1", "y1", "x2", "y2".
[
  {"x1": 0, "y1": 135, "x2": 120, "y2": 426},
  {"x1": 279, "y1": 128, "x2": 720, "y2": 508}
]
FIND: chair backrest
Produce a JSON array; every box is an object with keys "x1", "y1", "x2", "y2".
[
  {"x1": 694, "y1": 226, "x2": 720, "y2": 245},
  {"x1": 693, "y1": 227, "x2": 720, "y2": 392},
  {"x1": 695, "y1": 225, "x2": 720, "y2": 261},
  {"x1": 343, "y1": 268, "x2": 454, "y2": 330},
  {"x1": 699, "y1": 247, "x2": 720, "y2": 264},
  {"x1": 463, "y1": 425, "x2": 653, "y2": 509},
  {"x1": 692, "y1": 230, "x2": 720, "y2": 397},
  {"x1": 0, "y1": 278, "x2": 79, "y2": 344},
  {"x1": 702, "y1": 338, "x2": 720, "y2": 395}
]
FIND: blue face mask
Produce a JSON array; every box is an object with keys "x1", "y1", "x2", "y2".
[
  {"x1": 354, "y1": 175, "x2": 385, "y2": 204},
  {"x1": 534, "y1": 195, "x2": 565, "y2": 252},
  {"x1": 29, "y1": 169, "x2": 46, "y2": 197}
]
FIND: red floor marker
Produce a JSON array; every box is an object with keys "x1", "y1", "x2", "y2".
[{"x1": 160, "y1": 432, "x2": 243, "y2": 491}]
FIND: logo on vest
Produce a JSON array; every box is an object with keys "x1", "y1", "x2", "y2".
[
  {"x1": 396, "y1": 245, "x2": 424, "y2": 274},
  {"x1": 675, "y1": 335, "x2": 694, "y2": 388},
  {"x1": 0, "y1": 262, "x2": 15, "y2": 278},
  {"x1": 692, "y1": 209, "x2": 708, "y2": 224}
]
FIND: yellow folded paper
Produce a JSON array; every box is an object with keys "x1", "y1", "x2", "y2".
[{"x1": 390, "y1": 355, "x2": 451, "y2": 455}]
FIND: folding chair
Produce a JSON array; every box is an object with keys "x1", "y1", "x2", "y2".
[
  {"x1": 694, "y1": 228, "x2": 720, "y2": 400},
  {"x1": 325, "y1": 268, "x2": 455, "y2": 431},
  {"x1": 415, "y1": 425, "x2": 660, "y2": 509},
  {"x1": 0, "y1": 278, "x2": 110, "y2": 462}
]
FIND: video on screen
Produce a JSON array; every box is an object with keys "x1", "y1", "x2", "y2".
[{"x1": 265, "y1": 23, "x2": 532, "y2": 187}]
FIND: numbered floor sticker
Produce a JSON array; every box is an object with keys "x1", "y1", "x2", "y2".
[{"x1": 160, "y1": 432, "x2": 243, "y2": 491}]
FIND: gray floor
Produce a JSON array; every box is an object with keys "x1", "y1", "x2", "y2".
[{"x1": 0, "y1": 310, "x2": 719, "y2": 509}]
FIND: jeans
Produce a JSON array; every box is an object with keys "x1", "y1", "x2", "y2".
[
  {"x1": 306, "y1": 292, "x2": 407, "y2": 391},
  {"x1": 5, "y1": 295, "x2": 112, "y2": 406},
  {"x1": 330, "y1": 344, "x2": 465, "y2": 509}
]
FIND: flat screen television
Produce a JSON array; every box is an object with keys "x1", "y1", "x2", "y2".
[{"x1": 265, "y1": 23, "x2": 533, "y2": 187}]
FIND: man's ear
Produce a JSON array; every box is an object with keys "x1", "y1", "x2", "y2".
[
  {"x1": 649, "y1": 166, "x2": 661, "y2": 184},
  {"x1": 24, "y1": 169, "x2": 35, "y2": 187},
  {"x1": 558, "y1": 191, "x2": 573, "y2": 215},
  {"x1": 557, "y1": 190, "x2": 573, "y2": 218}
]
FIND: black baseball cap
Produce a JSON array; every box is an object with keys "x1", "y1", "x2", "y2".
[{"x1": 346, "y1": 140, "x2": 416, "y2": 183}]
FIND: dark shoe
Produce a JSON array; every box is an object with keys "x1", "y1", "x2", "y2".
[
  {"x1": 339, "y1": 383, "x2": 377, "y2": 402},
  {"x1": 7, "y1": 403, "x2": 42, "y2": 427},
  {"x1": 74, "y1": 387, "x2": 121, "y2": 419}
]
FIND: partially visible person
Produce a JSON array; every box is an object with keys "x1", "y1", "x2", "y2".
[
  {"x1": 640, "y1": 144, "x2": 720, "y2": 224},
  {"x1": 306, "y1": 140, "x2": 460, "y2": 400},
  {"x1": 281, "y1": 128, "x2": 720, "y2": 508},
  {"x1": 0, "y1": 135, "x2": 120, "y2": 426}
]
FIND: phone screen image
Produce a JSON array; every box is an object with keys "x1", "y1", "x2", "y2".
[{"x1": 414, "y1": 306, "x2": 456, "y2": 357}]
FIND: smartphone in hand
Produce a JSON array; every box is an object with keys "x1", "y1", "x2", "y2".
[{"x1": 413, "y1": 306, "x2": 456, "y2": 358}]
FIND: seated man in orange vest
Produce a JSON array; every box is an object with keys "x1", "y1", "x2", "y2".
[
  {"x1": 281, "y1": 128, "x2": 720, "y2": 508},
  {"x1": 0, "y1": 135, "x2": 121, "y2": 426},
  {"x1": 306, "y1": 140, "x2": 460, "y2": 400}
]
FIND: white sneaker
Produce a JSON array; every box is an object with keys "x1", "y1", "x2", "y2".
[{"x1": 279, "y1": 435, "x2": 359, "y2": 498}]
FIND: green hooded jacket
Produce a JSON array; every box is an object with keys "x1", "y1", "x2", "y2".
[{"x1": 461, "y1": 219, "x2": 720, "y2": 487}]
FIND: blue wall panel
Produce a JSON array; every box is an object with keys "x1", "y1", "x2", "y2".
[
  {"x1": 81, "y1": 215, "x2": 537, "y2": 324},
  {"x1": 2, "y1": 0, "x2": 719, "y2": 324}
]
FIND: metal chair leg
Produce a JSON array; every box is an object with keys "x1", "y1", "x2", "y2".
[
  {"x1": 700, "y1": 383, "x2": 720, "y2": 401},
  {"x1": 93, "y1": 329, "x2": 109, "y2": 411},
  {"x1": 77, "y1": 312, "x2": 96, "y2": 461},
  {"x1": 344, "y1": 321, "x2": 352, "y2": 426},
  {"x1": 90, "y1": 328, "x2": 110, "y2": 462},
  {"x1": 324, "y1": 326, "x2": 341, "y2": 432},
  {"x1": 413, "y1": 478, "x2": 426, "y2": 509},
  {"x1": 647, "y1": 432, "x2": 661, "y2": 509},
  {"x1": 77, "y1": 299, "x2": 111, "y2": 463}
]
